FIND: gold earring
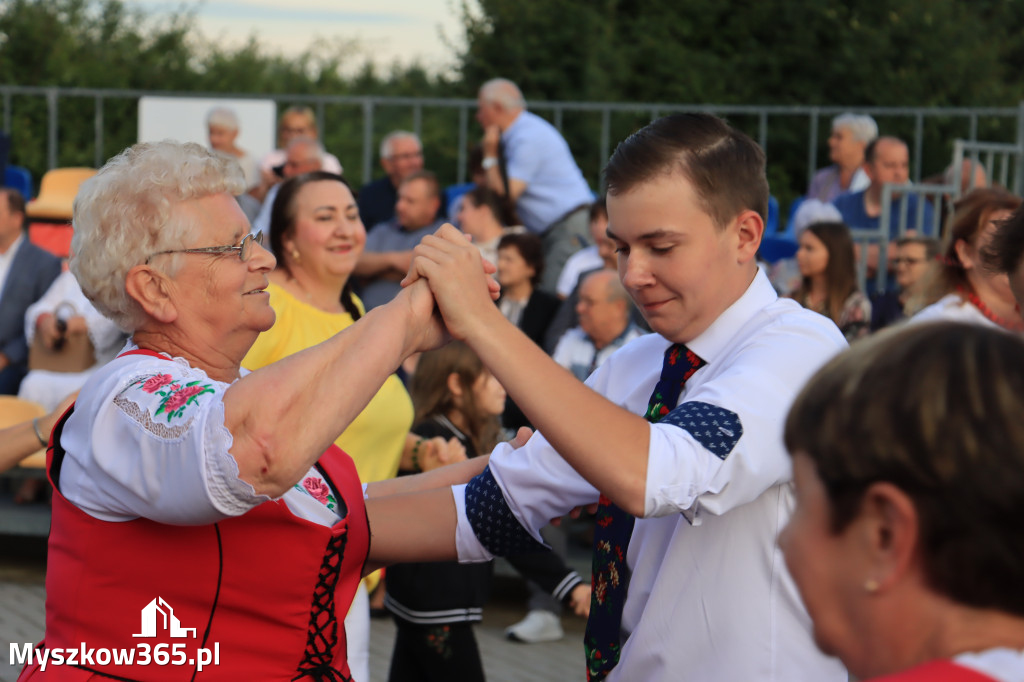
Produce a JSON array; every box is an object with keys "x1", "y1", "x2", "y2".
[
  {"x1": 291, "y1": 249, "x2": 301, "y2": 262},
  {"x1": 864, "y1": 579, "x2": 879, "y2": 593}
]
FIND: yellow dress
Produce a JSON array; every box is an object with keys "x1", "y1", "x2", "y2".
[{"x1": 243, "y1": 281, "x2": 413, "y2": 485}]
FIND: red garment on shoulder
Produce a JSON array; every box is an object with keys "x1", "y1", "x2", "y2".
[{"x1": 871, "y1": 660, "x2": 999, "y2": 682}]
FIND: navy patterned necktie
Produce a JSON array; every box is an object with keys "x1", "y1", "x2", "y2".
[{"x1": 584, "y1": 343, "x2": 706, "y2": 681}]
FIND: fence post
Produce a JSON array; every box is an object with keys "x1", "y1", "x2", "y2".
[
  {"x1": 2, "y1": 89, "x2": 10, "y2": 133},
  {"x1": 599, "y1": 108, "x2": 611, "y2": 190},
  {"x1": 913, "y1": 113, "x2": 924, "y2": 183},
  {"x1": 1016, "y1": 101, "x2": 1024, "y2": 196},
  {"x1": 47, "y1": 87, "x2": 59, "y2": 170},
  {"x1": 807, "y1": 108, "x2": 819, "y2": 191},
  {"x1": 457, "y1": 105, "x2": 468, "y2": 184},
  {"x1": 94, "y1": 95, "x2": 104, "y2": 168},
  {"x1": 362, "y1": 98, "x2": 375, "y2": 186}
]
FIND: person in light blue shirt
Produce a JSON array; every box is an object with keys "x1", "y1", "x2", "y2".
[{"x1": 476, "y1": 79, "x2": 594, "y2": 293}]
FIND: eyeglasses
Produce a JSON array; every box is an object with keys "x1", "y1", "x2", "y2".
[
  {"x1": 146, "y1": 232, "x2": 265, "y2": 265},
  {"x1": 892, "y1": 257, "x2": 926, "y2": 266}
]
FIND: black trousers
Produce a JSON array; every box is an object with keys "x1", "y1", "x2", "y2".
[{"x1": 387, "y1": 619, "x2": 485, "y2": 682}]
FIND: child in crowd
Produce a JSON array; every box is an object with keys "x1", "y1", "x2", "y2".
[{"x1": 384, "y1": 342, "x2": 589, "y2": 682}]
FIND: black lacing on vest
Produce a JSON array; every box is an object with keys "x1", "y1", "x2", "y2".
[{"x1": 292, "y1": 532, "x2": 351, "y2": 682}]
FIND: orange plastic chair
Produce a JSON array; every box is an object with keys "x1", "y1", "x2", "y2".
[
  {"x1": 25, "y1": 167, "x2": 96, "y2": 222},
  {"x1": 0, "y1": 396, "x2": 48, "y2": 469}
]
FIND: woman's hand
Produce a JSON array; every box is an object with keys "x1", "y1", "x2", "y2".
[
  {"x1": 402, "y1": 224, "x2": 503, "y2": 341},
  {"x1": 395, "y1": 277, "x2": 449, "y2": 355}
]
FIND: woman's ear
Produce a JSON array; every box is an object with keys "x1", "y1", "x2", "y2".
[
  {"x1": 954, "y1": 238, "x2": 975, "y2": 271},
  {"x1": 125, "y1": 265, "x2": 178, "y2": 324},
  {"x1": 857, "y1": 482, "x2": 920, "y2": 593}
]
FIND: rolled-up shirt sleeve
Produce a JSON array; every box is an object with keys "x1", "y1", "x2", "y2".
[
  {"x1": 60, "y1": 355, "x2": 269, "y2": 525},
  {"x1": 644, "y1": 323, "x2": 845, "y2": 521},
  {"x1": 453, "y1": 432, "x2": 601, "y2": 562}
]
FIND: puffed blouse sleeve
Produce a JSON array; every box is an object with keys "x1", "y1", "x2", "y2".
[{"x1": 58, "y1": 353, "x2": 270, "y2": 525}]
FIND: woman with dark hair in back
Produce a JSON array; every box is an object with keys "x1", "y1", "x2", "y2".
[
  {"x1": 792, "y1": 221, "x2": 871, "y2": 341},
  {"x1": 909, "y1": 187, "x2": 1023, "y2": 331},
  {"x1": 242, "y1": 170, "x2": 464, "y2": 682}
]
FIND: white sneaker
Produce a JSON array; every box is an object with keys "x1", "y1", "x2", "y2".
[{"x1": 504, "y1": 609, "x2": 564, "y2": 643}]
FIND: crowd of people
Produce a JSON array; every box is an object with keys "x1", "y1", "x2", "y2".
[{"x1": 1, "y1": 82, "x2": 1023, "y2": 682}]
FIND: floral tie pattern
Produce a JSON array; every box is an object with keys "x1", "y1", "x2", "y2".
[{"x1": 584, "y1": 343, "x2": 705, "y2": 681}]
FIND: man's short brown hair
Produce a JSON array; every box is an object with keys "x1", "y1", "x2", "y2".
[{"x1": 603, "y1": 113, "x2": 769, "y2": 230}]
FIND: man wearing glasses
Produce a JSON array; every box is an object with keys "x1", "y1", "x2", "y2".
[{"x1": 871, "y1": 235, "x2": 940, "y2": 330}]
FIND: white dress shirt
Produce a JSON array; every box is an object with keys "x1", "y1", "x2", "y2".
[
  {"x1": 453, "y1": 268, "x2": 849, "y2": 681},
  {"x1": 0, "y1": 232, "x2": 25, "y2": 299}
]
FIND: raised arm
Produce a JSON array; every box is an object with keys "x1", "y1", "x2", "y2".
[
  {"x1": 224, "y1": 279, "x2": 444, "y2": 497},
  {"x1": 406, "y1": 226, "x2": 652, "y2": 516}
]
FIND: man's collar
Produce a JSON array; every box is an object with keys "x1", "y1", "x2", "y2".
[{"x1": 685, "y1": 267, "x2": 777, "y2": 366}]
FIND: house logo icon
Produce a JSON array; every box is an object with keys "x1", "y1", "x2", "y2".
[{"x1": 132, "y1": 597, "x2": 197, "y2": 638}]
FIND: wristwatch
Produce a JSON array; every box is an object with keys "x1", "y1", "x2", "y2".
[{"x1": 481, "y1": 156, "x2": 498, "y2": 170}]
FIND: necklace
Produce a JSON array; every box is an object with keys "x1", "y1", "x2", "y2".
[{"x1": 958, "y1": 286, "x2": 1024, "y2": 332}]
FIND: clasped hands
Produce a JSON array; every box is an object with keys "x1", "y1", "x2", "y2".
[{"x1": 400, "y1": 223, "x2": 503, "y2": 343}]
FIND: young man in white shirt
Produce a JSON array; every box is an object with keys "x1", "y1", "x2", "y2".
[{"x1": 403, "y1": 113, "x2": 849, "y2": 681}]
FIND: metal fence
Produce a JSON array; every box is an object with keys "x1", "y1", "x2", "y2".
[{"x1": 4, "y1": 84, "x2": 1024, "y2": 206}]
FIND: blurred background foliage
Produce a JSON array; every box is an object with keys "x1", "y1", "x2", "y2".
[{"x1": 3, "y1": 0, "x2": 1024, "y2": 213}]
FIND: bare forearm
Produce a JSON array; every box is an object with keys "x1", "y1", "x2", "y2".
[
  {"x1": 368, "y1": 455, "x2": 489, "y2": 498},
  {"x1": 364, "y1": 486, "x2": 459, "y2": 571},
  {"x1": 225, "y1": 293, "x2": 424, "y2": 496},
  {"x1": 466, "y1": 315, "x2": 651, "y2": 515},
  {"x1": 0, "y1": 420, "x2": 47, "y2": 474}
]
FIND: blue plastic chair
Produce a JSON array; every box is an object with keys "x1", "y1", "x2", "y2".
[{"x1": 758, "y1": 196, "x2": 798, "y2": 263}]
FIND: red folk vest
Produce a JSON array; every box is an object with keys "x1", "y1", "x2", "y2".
[
  {"x1": 20, "y1": 352, "x2": 369, "y2": 681},
  {"x1": 871, "y1": 660, "x2": 1000, "y2": 682}
]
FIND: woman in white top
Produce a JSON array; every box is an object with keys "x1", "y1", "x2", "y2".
[
  {"x1": 19, "y1": 140, "x2": 491, "y2": 681},
  {"x1": 910, "y1": 188, "x2": 1023, "y2": 331}
]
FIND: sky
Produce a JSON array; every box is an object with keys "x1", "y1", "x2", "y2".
[{"x1": 125, "y1": 0, "x2": 468, "y2": 74}]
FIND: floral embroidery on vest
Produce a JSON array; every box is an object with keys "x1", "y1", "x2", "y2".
[{"x1": 296, "y1": 476, "x2": 339, "y2": 512}]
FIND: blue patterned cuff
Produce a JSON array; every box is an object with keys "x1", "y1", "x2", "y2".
[
  {"x1": 660, "y1": 401, "x2": 743, "y2": 460},
  {"x1": 465, "y1": 465, "x2": 548, "y2": 556}
]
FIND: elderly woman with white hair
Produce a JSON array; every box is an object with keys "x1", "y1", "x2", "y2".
[
  {"x1": 806, "y1": 113, "x2": 878, "y2": 203},
  {"x1": 207, "y1": 106, "x2": 260, "y2": 190},
  {"x1": 17, "y1": 141, "x2": 491, "y2": 681}
]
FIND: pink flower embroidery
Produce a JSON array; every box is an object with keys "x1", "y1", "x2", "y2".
[
  {"x1": 141, "y1": 374, "x2": 174, "y2": 393},
  {"x1": 163, "y1": 384, "x2": 205, "y2": 412},
  {"x1": 302, "y1": 477, "x2": 331, "y2": 504}
]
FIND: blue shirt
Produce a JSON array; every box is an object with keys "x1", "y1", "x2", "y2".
[
  {"x1": 502, "y1": 111, "x2": 593, "y2": 233},
  {"x1": 832, "y1": 189, "x2": 937, "y2": 238}
]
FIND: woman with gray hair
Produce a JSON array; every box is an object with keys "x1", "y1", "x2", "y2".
[
  {"x1": 18, "y1": 140, "x2": 491, "y2": 681},
  {"x1": 206, "y1": 106, "x2": 260, "y2": 190},
  {"x1": 806, "y1": 113, "x2": 878, "y2": 203}
]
